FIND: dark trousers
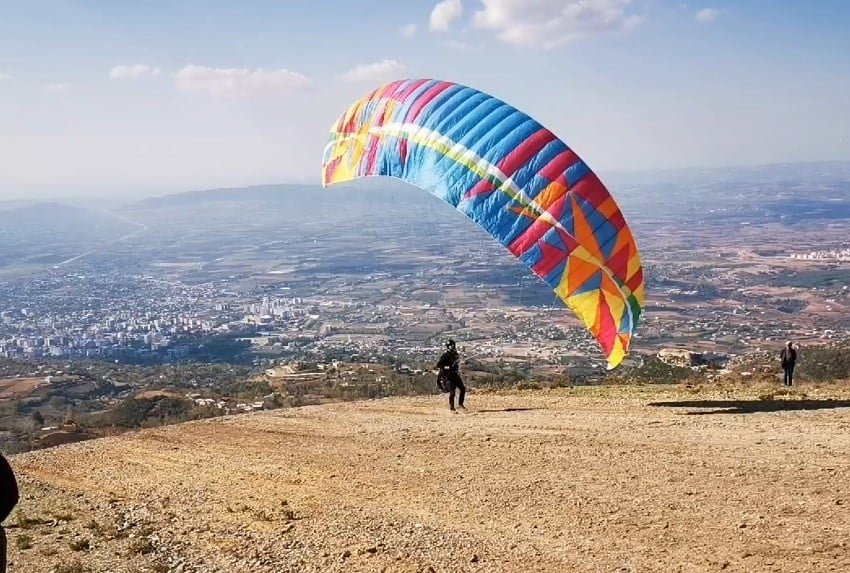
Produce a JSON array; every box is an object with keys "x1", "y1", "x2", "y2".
[
  {"x1": 1, "y1": 525, "x2": 6, "y2": 573},
  {"x1": 447, "y1": 376, "x2": 465, "y2": 409},
  {"x1": 783, "y1": 366, "x2": 794, "y2": 386}
]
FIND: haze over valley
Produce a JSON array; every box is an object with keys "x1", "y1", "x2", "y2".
[{"x1": 2, "y1": 161, "x2": 848, "y2": 373}]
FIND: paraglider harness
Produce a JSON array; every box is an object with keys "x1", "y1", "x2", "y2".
[
  {"x1": 435, "y1": 340, "x2": 460, "y2": 393},
  {"x1": 436, "y1": 370, "x2": 447, "y2": 393}
]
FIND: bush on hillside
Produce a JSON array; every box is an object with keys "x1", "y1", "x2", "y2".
[
  {"x1": 111, "y1": 396, "x2": 192, "y2": 428},
  {"x1": 796, "y1": 342, "x2": 850, "y2": 382},
  {"x1": 619, "y1": 357, "x2": 695, "y2": 385}
]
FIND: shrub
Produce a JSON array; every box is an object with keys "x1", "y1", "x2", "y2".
[
  {"x1": 127, "y1": 537, "x2": 155, "y2": 555},
  {"x1": 52, "y1": 560, "x2": 88, "y2": 573},
  {"x1": 69, "y1": 538, "x2": 90, "y2": 552},
  {"x1": 112, "y1": 396, "x2": 191, "y2": 428},
  {"x1": 16, "y1": 533, "x2": 33, "y2": 550},
  {"x1": 796, "y1": 341, "x2": 850, "y2": 382},
  {"x1": 621, "y1": 357, "x2": 695, "y2": 385}
]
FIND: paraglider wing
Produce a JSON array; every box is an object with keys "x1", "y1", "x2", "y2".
[{"x1": 322, "y1": 79, "x2": 644, "y2": 368}]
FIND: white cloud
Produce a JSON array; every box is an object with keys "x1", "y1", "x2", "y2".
[
  {"x1": 401, "y1": 23, "x2": 418, "y2": 37},
  {"x1": 174, "y1": 65, "x2": 312, "y2": 97},
  {"x1": 45, "y1": 83, "x2": 71, "y2": 93},
  {"x1": 338, "y1": 59, "x2": 407, "y2": 83},
  {"x1": 0, "y1": 73, "x2": 12, "y2": 82},
  {"x1": 109, "y1": 64, "x2": 161, "y2": 80},
  {"x1": 695, "y1": 8, "x2": 719, "y2": 24},
  {"x1": 430, "y1": 0, "x2": 463, "y2": 33},
  {"x1": 473, "y1": 0, "x2": 643, "y2": 48}
]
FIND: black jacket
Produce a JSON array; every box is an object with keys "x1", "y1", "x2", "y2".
[
  {"x1": 0, "y1": 453, "x2": 18, "y2": 523},
  {"x1": 780, "y1": 348, "x2": 797, "y2": 368},
  {"x1": 436, "y1": 349, "x2": 460, "y2": 376}
]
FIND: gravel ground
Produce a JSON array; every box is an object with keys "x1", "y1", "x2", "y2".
[{"x1": 6, "y1": 383, "x2": 850, "y2": 573}]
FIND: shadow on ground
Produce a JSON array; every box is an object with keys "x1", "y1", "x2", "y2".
[
  {"x1": 648, "y1": 399, "x2": 850, "y2": 415},
  {"x1": 473, "y1": 408, "x2": 542, "y2": 413}
]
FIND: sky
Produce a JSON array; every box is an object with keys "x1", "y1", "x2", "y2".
[{"x1": 0, "y1": 0, "x2": 849, "y2": 200}]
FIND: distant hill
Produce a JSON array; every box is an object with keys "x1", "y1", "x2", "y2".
[
  {"x1": 0, "y1": 199, "x2": 40, "y2": 211},
  {"x1": 127, "y1": 181, "x2": 441, "y2": 227},
  {"x1": 134, "y1": 184, "x2": 317, "y2": 207},
  {"x1": 134, "y1": 181, "x2": 423, "y2": 208},
  {"x1": 0, "y1": 202, "x2": 130, "y2": 241},
  {"x1": 132, "y1": 161, "x2": 850, "y2": 224}
]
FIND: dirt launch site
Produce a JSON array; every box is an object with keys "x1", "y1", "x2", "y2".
[{"x1": 9, "y1": 384, "x2": 850, "y2": 573}]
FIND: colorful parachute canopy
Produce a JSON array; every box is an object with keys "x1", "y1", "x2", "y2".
[{"x1": 322, "y1": 79, "x2": 644, "y2": 368}]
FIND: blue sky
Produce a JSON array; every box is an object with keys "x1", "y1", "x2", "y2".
[{"x1": 0, "y1": 0, "x2": 848, "y2": 199}]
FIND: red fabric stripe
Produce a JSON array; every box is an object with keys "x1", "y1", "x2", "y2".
[
  {"x1": 324, "y1": 157, "x2": 341, "y2": 183},
  {"x1": 509, "y1": 218, "x2": 551, "y2": 257},
  {"x1": 539, "y1": 149, "x2": 580, "y2": 182},
  {"x1": 407, "y1": 81, "x2": 453, "y2": 122},
  {"x1": 466, "y1": 178, "x2": 496, "y2": 199},
  {"x1": 555, "y1": 228, "x2": 579, "y2": 253},
  {"x1": 596, "y1": 291, "x2": 616, "y2": 356},
  {"x1": 571, "y1": 174, "x2": 610, "y2": 210},
  {"x1": 608, "y1": 209, "x2": 626, "y2": 232},
  {"x1": 467, "y1": 129, "x2": 556, "y2": 203},
  {"x1": 605, "y1": 245, "x2": 630, "y2": 281},
  {"x1": 340, "y1": 115, "x2": 358, "y2": 135},
  {"x1": 554, "y1": 173, "x2": 569, "y2": 188},
  {"x1": 364, "y1": 136, "x2": 379, "y2": 175},
  {"x1": 396, "y1": 78, "x2": 431, "y2": 104},
  {"x1": 498, "y1": 129, "x2": 557, "y2": 178},
  {"x1": 532, "y1": 240, "x2": 568, "y2": 278},
  {"x1": 383, "y1": 80, "x2": 407, "y2": 100},
  {"x1": 508, "y1": 194, "x2": 569, "y2": 256},
  {"x1": 374, "y1": 97, "x2": 391, "y2": 129},
  {"x1": 399, "y1": 138, "x2": 408, "y2": 166},
  {"x1": 546, "y1": 191, "x2": 568, "y2": 221},
  {"x1": 625, "y1": 267, "x2": 644, "y2": 293}
]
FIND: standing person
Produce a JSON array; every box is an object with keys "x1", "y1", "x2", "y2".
[
  {"x1": 435, "y1": 339, "x2": 466, "y2": 412},
  {"x1": 0, "y1": 452, "x2": 18, "y2": 573},
  {"x1": 780, "y1": 341, "x2": 797, "y2": 387}
]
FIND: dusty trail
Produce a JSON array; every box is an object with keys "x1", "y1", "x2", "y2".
[{"x1": 8, "y1": 385, "x2": 850, "y2": 572}]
